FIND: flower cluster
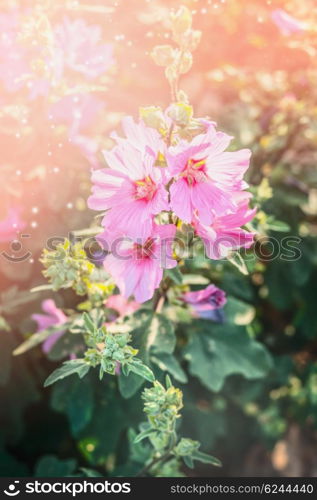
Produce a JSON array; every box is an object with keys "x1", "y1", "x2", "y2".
[
  {"x1": 40, "y1": 239, "x2": 95, "y2": 295},
  {"x1": 0, "y1": 9, "x2": 114, "y2": 167},
  {"x1": 88, "y1": 113, "x2": 256, "y2": 303},
  {"x1": 0, "y1": 11, "x2": 113, "y2": 99}
]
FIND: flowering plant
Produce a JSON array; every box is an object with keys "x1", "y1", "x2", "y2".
[
  {"x1": 12, "y1": 5, "x2": 263, "y2": 477},
  {"x1": 5, "y1": 0, "x2": 312, "y2": 478}
]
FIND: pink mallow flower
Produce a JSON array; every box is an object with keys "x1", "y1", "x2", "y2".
[
  {"x1": 166, "y1": 122, "x2": 251, "y2": 225},
  {"x1": 49, "y1": 94, "x2": 106, "y2": 169},
  {"x1": 100, "y1": 223, "x2": 177, "y2": 303},
  {"x1": 49, "y1": 94, "x2": 105, "y2": 135},
  {"x1": 271, "y1": 9, "x2": 307, "y2": 36},
  {"x1": 0, "y1": 208, "x2": 26, "y2": 243},
  {"x1": 0, "y1": 13, "x2": 114, "y2": 98},
  {"x1": 182, "y1": 284, "x2": 227, "y2": 321},
  {"x1": 194, "y1": 197, "x2": 256, "y2": 260},
  {"x1": 32, "y1": 299, "x2": 67, "y2": 354},
  {"x1": 54, "y1": 17, "x2": 114, "y2": 80},
  {"x1": 88, "y1": 117, "x2": 170, "y2": 239}
]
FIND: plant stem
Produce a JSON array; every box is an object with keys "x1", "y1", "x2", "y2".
[
  {"x1": 136, "y1": 449, "x2": 173, "y2": 477},
  {"x1": 152, "y1": 290, "x2": 165, "y2": 313}
]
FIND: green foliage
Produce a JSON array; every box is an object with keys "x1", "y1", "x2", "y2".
[
  {"x1": 13, "y1": 324, "x2": 70, "y2": 356},
  {"x1": 44, "y1": 312, "x2": 155, "y2": 387},
  {"x1": 118, "y1": 310, "x2": 178, "y2": 398},
  {"x1": 51, "y1": 376, "x2": 94, "y2": 435},
  {"x1": 35, "y1": 455, "x2": 77, "y2": 477},
  {"x1": 184, "y1": 321, "x2": 273, "y2": 392},
  {"x1": 174, "y1": 438, "x2": 221, "y2": 468},
  {"x1": 44, "y1": 359, "x2": 90, "y2": 387}
]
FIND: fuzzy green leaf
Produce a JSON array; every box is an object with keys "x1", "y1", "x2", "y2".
[{"x1": 44, "y1": 359, "x2": 90, "y2": 387}]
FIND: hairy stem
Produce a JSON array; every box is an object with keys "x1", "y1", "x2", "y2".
[{"x1": 136, "y1": 449, "x2": 173, "y2": 477}]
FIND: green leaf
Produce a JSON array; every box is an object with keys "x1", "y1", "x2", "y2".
[
  {"x1": 128, "y1": 429, "x2": 152, "y2": 465},
  {"x1": 79, "y1": 467, "x2": 102, "y2": 477},
  {"x1": 30, "y1": 284, "x2": 54, "y2": 293},
  {"x1": 69, "y1": 315, "x2": 86, "y2": 334},
  {"x1": 78, "y1": 384, "x2": 125, "y2": 465},
  {"x1": 224, "y1": 297, "x2": 255, "y2": 326},
  {"x1": 166, "y1": 267, "x2": 183, "y2": 284},
  {"x1": 51, "y1": 375, "x2": 94, "y2": 436},
  {"x1": 44, "y1": 359, "x2": 90, "y2": 387},
  {"x1": 83, "y1": 312, "x2": 95, "y2": 335},
  {"x1": 118, "y1": 372, "x2": 144, "y2": 399},
  {"x1": 127, "y1": 310, "x2": 176, "y2": 357},
  {"x1": 127, "y1": 360, "x2": 155, "y2": 382},
  {"x1": 118, "y1": 310, "x2": 176, "y2": 397},
  {"x1": 134, "y1": 428, "x2": 154, "y2": 443},
  {"x1": 149, "y1": 314, "x2": 176, "y2": 355},
  {"x1": 191, "y1": 450, "x2": 222, "y2": 467},
  {"x1": 184, "y1": 322, "x2": 273, "y2": 391},
  {"x1": 151, "y1": 353, "x2": 188, "y2": 383},
  {"x1": 182, "y1": 274, "x2": 209, "y2": 285},
  {"x1": 266, "y1": 217, "x2": 291, "y2": 233},
  {"x1": 222, "y1": 273, "x2": 254, "y2": 302},
  {"x1": 35, "y1": 455, "x2": 77, "y2": 477},
  {"x1": 0, "y1": 286, "x2": 39, "y2": 315},
  {"x1": 227, "y1": 252, "x2": 249, "y2": 275},
  {"x1": 0, "y1": 316, "x2": 11, "y2": 332},
  {"x1": 165, "y1": 305, "x2": 192, "y2": 323},
  {"x1": 183, "y1": 455, "x2": 194, "y2": 468},
  {"x1": 121, "y1": 363, "x2": 129, "y2": 377},
  {"x1": 165, "y1": 374, "x2": 172, "y2": 388},
  {"x1": 47, "y1": 333, "x2": 84, "y2": 362},
  {"x1": 13, "y1": 324, "x2": 70, "y2": 356}
]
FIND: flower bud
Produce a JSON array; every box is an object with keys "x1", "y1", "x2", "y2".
[
  {"x1": 139, "y1": 106, "x2": 166, "y2": 131},
  {"x1": 167, "y1": 102, "x2": 193, "y2": 126},
  {"x1": 151, "y1": 44, "x2": 176, "y2": 67},
  {"x1": 170, "y1": 6, "x2": 192, "y2": 36},
  {"x1": 174, "y1": 438, "x2": 200, "y2": 457}
]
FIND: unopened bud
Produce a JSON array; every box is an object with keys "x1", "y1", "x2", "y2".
[
  {"x1": 167, "y1": 102, "x2": 193, "y2": 126},
  {"x1": 139, "y1": 106, "x2": 166, "y2": 131},
  {"x1": 151, "y1": 44, "x2": 176, "y2": 67},
  {"x1": 170, "y1": 6, "x2": 192, "y2": 36}
]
